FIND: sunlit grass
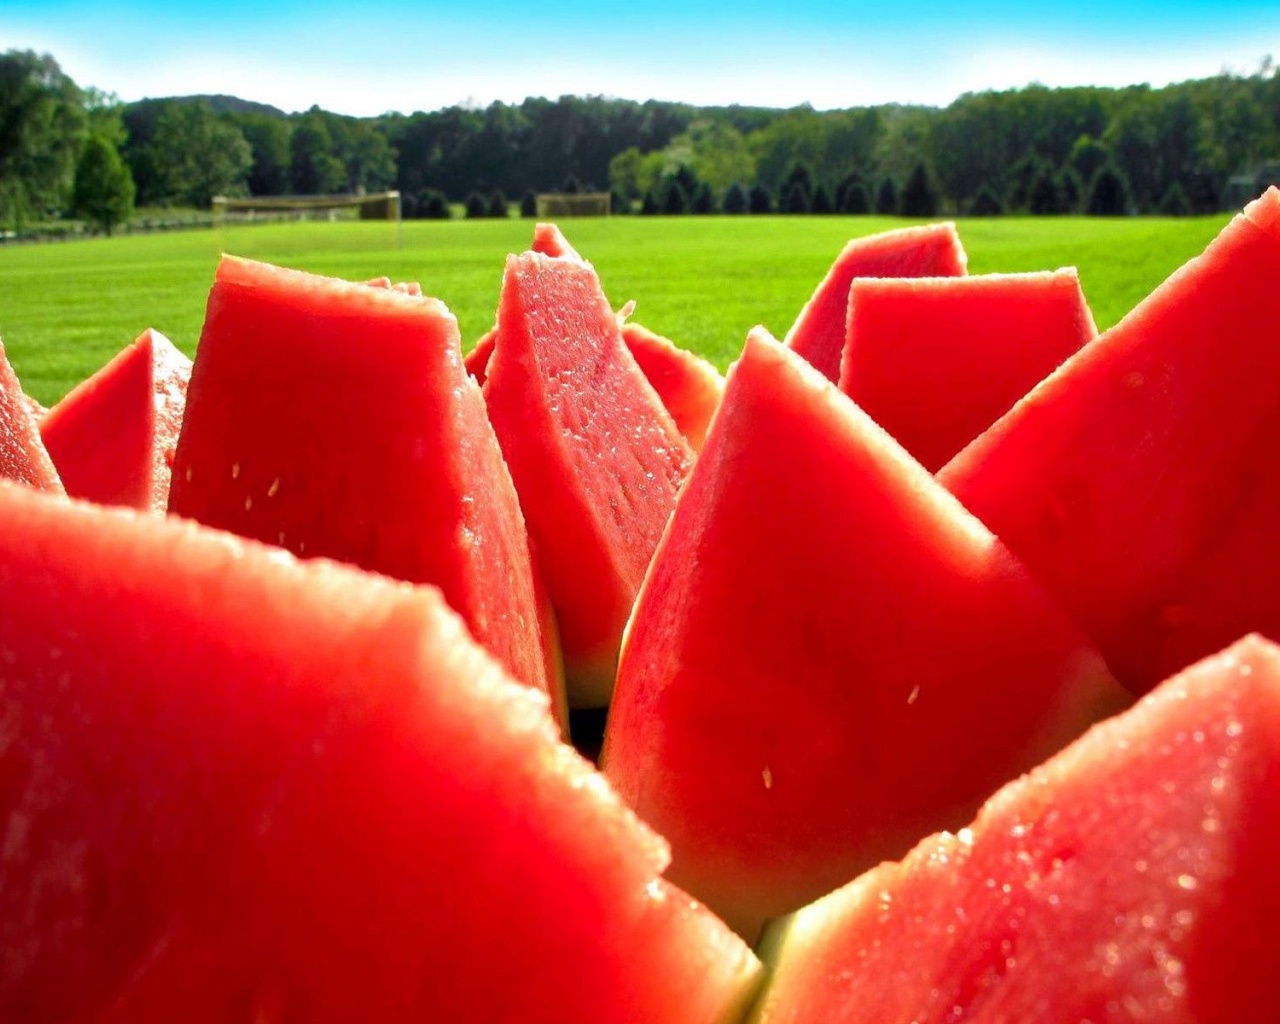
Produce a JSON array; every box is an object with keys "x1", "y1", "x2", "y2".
[{"x1": 0, "y1": 213, "x2": 1231, "y2": 405}]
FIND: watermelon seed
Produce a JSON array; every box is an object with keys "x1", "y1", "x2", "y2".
[
  {"x1": 907, "y1": 685, "x2": 921, "y2": 705},
  {"x1": 268, "y1": 477, "x2": 280, "y2": 498},
  {"x1": 245, "y1": 497, "x2": 254, "y2": 512},
  {"x1": 762, "y1": 767, "x2": 773, "y2": 789},
  {"x1": 231, "y1": 462, "x2": 241, "y2": 480}
]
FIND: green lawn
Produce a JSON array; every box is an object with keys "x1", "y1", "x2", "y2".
[{"x1": 0, "y1": 213, "x2": 1231, "y2": 406}]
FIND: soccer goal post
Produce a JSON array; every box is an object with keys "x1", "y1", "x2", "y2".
[
  {"x1": 211, "y1": 191, "x2": 402, "y2": 226},
  {"x1": 535, "y1": 192, "x2": 611, "y2": 218}
]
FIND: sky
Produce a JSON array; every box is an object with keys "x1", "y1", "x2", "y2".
[{"x1": 3, "y1": 1, "x2": 1278, "y2": 116}]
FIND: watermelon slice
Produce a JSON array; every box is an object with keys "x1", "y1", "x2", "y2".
[
  {"x1": 785, "y1": 222, "x2": 968, "y2": 383},
  {"x1": 465, "y1": 327, "x2": 497, "y2": 385},
  {"x1": 532, "y1": 220, "x2": 583, "y2": 259},
  {"x1": 0, "y1": 338, "x2": 63, "y2": 493},
  {"x1": 483, "y1": 251, "x2": 693, "y2": 705},
  {"x1": 621, "y1": 321, "x2": 725, "y2": 453},
  {"x1": 601, "y1": 327, "x2": 1127, "y2": 937},
  {"x1": 839, "y1": 270, "x2": 1096, "y2": 472},
  {"x1": 39, "y1": 328, "x2": 191, "y2": 512},
  {"x1": 0, "y1": 481, "x2": 760, "y2": 1023},
  {"x1": 749, "y1": 633, "x2": 1280, "y2": 1023},
  {"x1": 940, "y1": 186, "x2": 1280, "y2": 694},
  {"x1": 168, "y1": 256, "x2": 562, "y2": 721}
]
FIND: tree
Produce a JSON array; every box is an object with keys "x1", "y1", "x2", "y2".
[
  {"x1": 722, "y1": 182, "x2": 748, "y2": 214},
  {"x1": 0, "y1": 50, "x2": 88, "y2": 228},
  {"x1": 488, "y1": 189, "x2": 509, "y2": 218},
  {"x1": 290, "y1": 108, "x2": 346, "y2": 195},
  {"x1": 1058, "y1": 167, "x2": 1084, "y2": 212},
  {"x1": 778, "y1": 161, "x2": 813, "y2": 211},
  {"x1": 899, "y1": 162, "x2": 939, "y2": 217},
  {"x1": 969, "y1": 186, "x2": 1004, "y2": 215},
  {"x1": 691, "y1": 182, "x2": 716, "y2": 214},
  {"x1": 748, "y1": 183, "x2": 773, "y2": 214},
  {"x1": 561, "y1": 175, "x2": 582, "y2": 194},
  {"x1": 1159, "y1": 181, "x2": 1192, "y2": 215},
  {"x1": 875, "y1": 177, "x2": 899, "y2": 214},
  {"x1": 1028, "y1": 166, "x2": 1064, "y2": 214},
  {"x1": 640, "y1": 189, "x2": 660, "y2": 215},
  {"x1": 151, "y1": 100, "x2": 252, "y2": 207},
  {"x1": 1069, "y1": 135, "x2": 1109, "y2": 185},
  {"x1": 811, "y1": 182, "x2": 834, "y2": 214},
  {"x1": 418, "y1": 188, "x2": 450, "y2": 219},
  {"x1": 71, "y1": 133, "x2": 134, "y2": 233},
  {"x1": 520, "y1": 188, "x2": 538, "y2": 217},
  {"x1": 238, "y1": 113, "x2": 292, "y2": 195},
  {"x1": 610, "y1": 189, "x2": 629, "y2": 214},
  {"x1": 1086, "y1": 164, "x2": 1131, "y2": 215},
  {"x1": 839, "y1": 181, "x2": 871, "y2": 214},
  {"x1": 662, "y1": 180, "x2": 688, "y2": 215},
  {"x1": 465, "y1": 192, "x2": 488, "y2": 218}
]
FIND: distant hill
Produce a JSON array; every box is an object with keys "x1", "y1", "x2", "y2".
[{"x1": 145, "y1": 94, "x2": 289, "y2": 118}]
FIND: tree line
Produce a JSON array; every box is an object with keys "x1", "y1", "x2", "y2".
[{"x1": 3, "y1": 48, "x2": 1278, "y2": 235}]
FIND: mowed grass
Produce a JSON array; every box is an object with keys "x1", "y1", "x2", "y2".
[{"x1": 0, "y1": 213, "x2": 1232, "y2": 406}]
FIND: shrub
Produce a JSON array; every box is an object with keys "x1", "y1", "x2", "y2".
[
  {"x1": 465, "y1": 192, "x2": 488, "y2": 219},
  {"x1": 691, "y1": 182, "x2": 717, "y2": 215},
  {"x1": 418, "y1": 188, "x2": 450, "y2": 219},
  {"x1": 899, "y1": 162, "x2": 939, "y2": 217},
  {"x1": 748, "y1": 184, "x2": 773, "y2": 214},
  {"x1": 784, "y1": 181, "x2": 811, "y2": 214},
  {"x1": 875, "y1": 177, "x2": 898, "y2": 215},
  {"x1": 640, "y1": 190, "x2": 660, "y2": 215},
  {"x1": 1028, "y1": 167, "x2": 1064, "y2": 215},
  {"x1": 662, "y1": 181, "x2": 689, "y2": 215},
  {"x1": 520, "y1": 188, "x2": 538, "y2": 217},
  {"x1": 488, "y1": 190, "x2": 509, "y2": 218},
  {"x1": 1159, "y1": 181, "x2": 1192, "y2": 216},
  {"x1": 811, "y1": 183, "x2": 835, "y2": 214},
  {"x1": 969, "y1": 187, "x2": 1004, "y2": 216},
  {"x1": 610, "y1": 190, "x2": 629, "y2": 215},
  {"x1": 840, "y1": 181, "x2": 871, "y2": 214}
]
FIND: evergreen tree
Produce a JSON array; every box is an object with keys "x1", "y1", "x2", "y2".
[
  {"x1": 487, "y1": 189, "x2": 508, "y2": 218},
  {"x1": 834, "y1": 171, "x2": 867, "y2": 212},
  {"x1": 640, "y1": 189, "x2": 660, "y2": 215},
  {"x1": 610, "y1": 190, "x2": 629, "y2": 214},
  {"x1": 748, "y1": 183, "x2": 773, "y2": 214},
  {"x1": 662, "y1": 180, "x2": 688, "y2": 215},
  {"x1": 465, "y1": 192, "x2": 488, "y2": 218},
  {"x1": 722, "y1": 182, "x2": 748, "y2": 214},
  {"x1": 1086, "y1": 164, "x2": 1130, "y2": 216},
  {"x1": 784, "y1": 181, "x2": 811, "y2": 214},
  {"x1": 839, "y1": 181, "x2": 871, "y2": 214},
  {"x1": 519, "y1": 188, "x2": 538, "y2": 217},
  {"x1": 1058, "y1": 167, "x2": 1084, "y2": 213},
  {"x1": 779, "y1": 161, "x2": 814, "y2": 210},
  {"x1": 875, "y1": 177, "x2": 899, "y2": 214},
  {"x1": 811, "y1": 182, "x2": 835, "y2": 214},
  {"x1": 1158, "y1": 181, "x2": 1192, "y2": 215},
  {"x1": 418, "y1": 188, "x2": 450, "y2": 219},
  {"x1": 72, "y1": 133, "x2": 134, "y2": 234},
  {"x1": 899, "y1": 162, "x2": 939, "y2": 217},
  {"x1": 969, "y1": 186, "x2": 1004, "y2": 216},
  {"x1": 691, "y1": 181, "x2": 716, "y2": 214},
  {"x1": 561, "y1": 175, "x2": 582, "y2": 194},
  {"x1": 1028, "y1": 166, "x2": 1064, "y2": 215}
]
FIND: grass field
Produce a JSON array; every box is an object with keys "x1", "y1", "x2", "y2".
[{"x1": 0, "y1": 213, "x2": 1232, "y2": 406}]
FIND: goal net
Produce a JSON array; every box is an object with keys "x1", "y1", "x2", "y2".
[
  {"x1": 535, "y1": 192, "x2": 611, "y2": 218},
  {"x1": 211, "y1": 191, "x2": 402, "y2": 225}
]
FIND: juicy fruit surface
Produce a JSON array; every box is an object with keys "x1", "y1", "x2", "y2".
[
  {"x1": 621, "y1": 321, "x2": 725, "y2": 453},
  {"x1": 168, "y1": 256, "x2": 557, "y2": 712},
  {"x1": 750, "y1": 635, "x2": 1280, "y2": 1024},
  {"x1": 0, "y1": 339, "x2": 62, "y2": 493},
  {"x1": 941, "y1": 188, "x2": 1280, "y2": 694},
  {"x1": 0, "y1": 481, "x2": 759, "y2": 1023},
  {"x1": 840, "y1": 270, "x2": 1096, "y2": 472},
  {"x1": 484, "y1": 251, "x2": 692, "y2": 704},
  {"x1": 785, "y1": 222, "x2": 968, "y2": 383},
  {"x1": 40, "y1": 328, "x2": 191, "y2": 512},
  {"x1": 603, "y1": 327, "x2": 1125, "y2": 934}
]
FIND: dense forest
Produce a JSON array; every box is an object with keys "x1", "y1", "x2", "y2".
[{"x1": 3, "y1": 48, "x2": 1279, "y2": 234}]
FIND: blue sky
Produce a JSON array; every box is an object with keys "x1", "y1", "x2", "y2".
[{"x1": 4, "y1": 1, "x2": 1278, "y2": 115}]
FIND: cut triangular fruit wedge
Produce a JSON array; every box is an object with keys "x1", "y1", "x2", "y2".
[
  {"x1": 484, "y1": 251, "x2": 693, "y2": 705},
  {"x1": 621, "y1": 321, "x2": 725, "y2": 453},
  {"x1": 40, "y1": 328, "x2": 191, "y2": 512},
  {"x1": 168, "y1": 256, "x2": 562, "y2": 724},
  {"x1": 785, "y1": 222, "x2": 967, "y2": 382},
  {"x1": 532, "y1": 220, "x2": 583, "y2": 259},
  {"x1": 940, "y1": 187, "x2": 1280, "y2": 695},
  {"x1": 0, "y1": 338, "x2": 63, "y2": 493},
  {"x1": 602, "y1": 328, "x2": 1128, "y2": 939},
  {"x1": 840, "y1": 270, "x2": 1096, "y2": 472},
  {"x1": 0, "y1": 482, "x2": 760, "y2": 1024},
  {"x1": 749, "y1": 634, "x2": 1280, "y2": 1024}
]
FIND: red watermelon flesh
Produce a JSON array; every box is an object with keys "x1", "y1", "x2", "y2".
[
  {"x1": 168, "y1": 256, "x2": 561, "y2": 723},
  {"x1": 39, "y1": 328, "x2": 191, "y2": 512},
  {"x1": 533, "y1": 220, "x2": 584, "y2": 260},
  {"x1": 749, "y1": 633, "x2": 1280, "y2": 1024},
  {"x1": 0, "y1": 339, "x2": 63, "y2": 493},
  {"x1": 939, "y1": 186, "x2": 1280, "y2": 694},
  {"x1": 0, "y1": 481, "x2": 760, "y2": 1023},
  {"x1": 601, "y1": 327, "x2": 1127, "y2": 937},
  {"x1": 465, "y1": 326, "x2": 497, "y2": 386},
  {"x1": 839, "y1": 270, "x2": 1096, "y2": 472},
  {"x1": 484, "y1": 251, "x2": 693, "y2": 705},
  {"x1": 785, "y1": 222, "x2": 968, "y2": 383},
  {"x1": 621, "y1": 321, "x2": 725, "y2": 452},
  {"x1": 364, "y1": 275, "x2": 423, "y2": 295}
]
